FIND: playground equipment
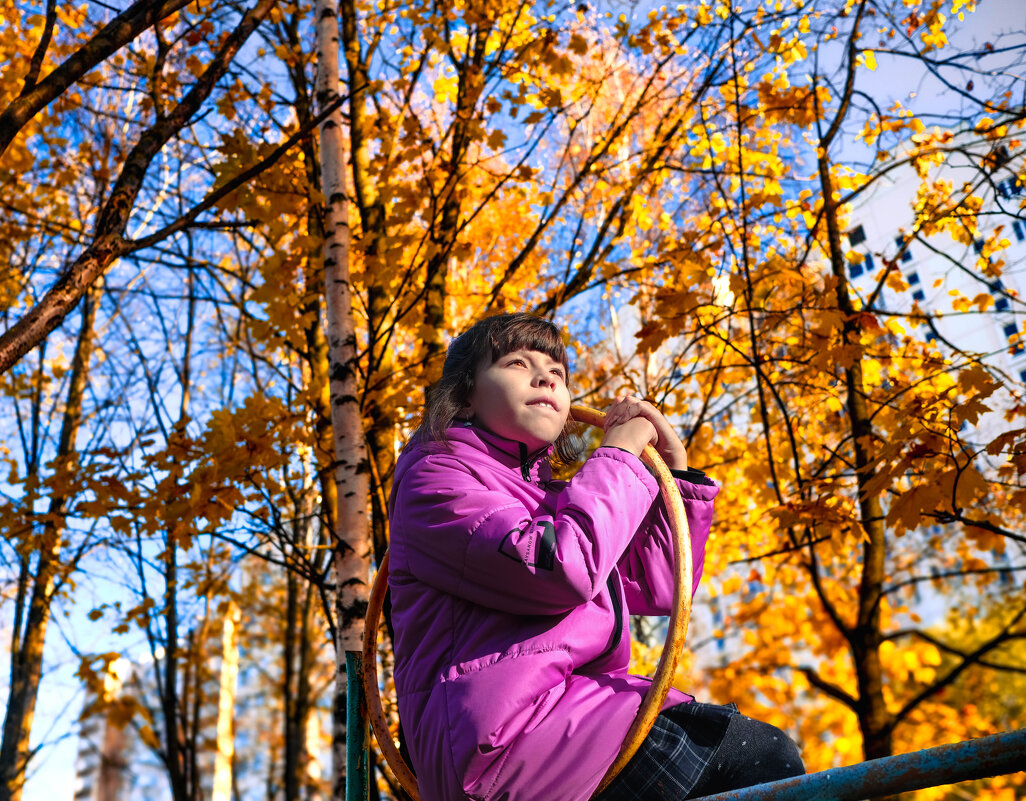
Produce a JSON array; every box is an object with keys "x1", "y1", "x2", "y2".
[
  {"x1": 350, "y1": 405, "x2": 1026, "y2": 800},
  {"x1": 696, "y1": 728, "x2": 1026, "y2": 800}
]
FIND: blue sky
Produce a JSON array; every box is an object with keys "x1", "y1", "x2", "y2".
[{"x1": 12, "y1": 1, "x2": 1025, "y2": 799}]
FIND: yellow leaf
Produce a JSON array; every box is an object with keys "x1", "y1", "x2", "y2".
[{"x1": 433, "y1": 74, "x2": 457, "y2": 104}]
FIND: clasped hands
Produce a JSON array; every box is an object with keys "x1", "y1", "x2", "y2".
[{"x1": 600, "y1": 393, "x2": 688, "y2": 471}]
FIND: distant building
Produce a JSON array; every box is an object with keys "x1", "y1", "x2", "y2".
[
  {"x1": 843, "y1": 146, "x2": 1026, "y2": 393},
  {"x1": 841, "y1": 144, "x2": 1024, "y2": 627},
  {"x1": 72, "y1": 659, "x2": 138, "y2": 801},
  {"x1": 73, "y1": 605, "x2": 241, "y2": 801}
]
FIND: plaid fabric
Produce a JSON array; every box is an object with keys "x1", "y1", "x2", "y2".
[{"x1": 593, "y1": 702, "x2": 737, "y2": 801}]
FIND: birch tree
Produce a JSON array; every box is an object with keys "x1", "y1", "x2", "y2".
[{"x1": 314, "y1": 1, "x2": 372, "y2": 797}]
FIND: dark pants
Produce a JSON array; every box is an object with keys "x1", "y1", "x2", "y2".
[
  {"x1": 594, "y1": 702, "x2": 805, "y2": 800},
  {"x1": 687, "y1": 710, "x2": 804, "y2": 797}
]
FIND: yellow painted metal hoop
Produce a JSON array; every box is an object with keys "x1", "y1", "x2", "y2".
[{"x1": 362, "y1": 405, "x2": 692, "y2": 800}]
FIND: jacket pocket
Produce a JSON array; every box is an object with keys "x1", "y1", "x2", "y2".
[{"x1": 443, "y1": 649, "x2": 571, "y2": 797}]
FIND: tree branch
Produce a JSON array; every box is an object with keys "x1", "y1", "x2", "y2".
[
  {"x1": 889, "y1": 604, "x2": 1026, "y2": 732},
  {"x1": 797, "y1": 665, "x2": 858, "y2": 710},
  {"x1": 0, "y1": 0, "x2": 196, "y2": 157},
  {"x1": 0, "y1": 0, "x2": 278, "y2": 376}
]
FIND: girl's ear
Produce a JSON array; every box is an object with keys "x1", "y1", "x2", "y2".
[{"x1": 455, "y1": 394, "x2": 474, "y2": 420}]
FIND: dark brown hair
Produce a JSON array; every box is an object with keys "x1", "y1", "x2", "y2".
[{"x1": 413, "y1": 313, "x2": 580, "y2": 462}]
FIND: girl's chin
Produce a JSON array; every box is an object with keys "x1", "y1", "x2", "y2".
[
  {"x1": 504, "y1": 429, "x2": 556, "y2": 451},
  {"x1": 476, "y1": 418, "x2": 560, "y2": 450},
  {"x1": 513, "y1": 434, "x2": 552, "y2": 451}
]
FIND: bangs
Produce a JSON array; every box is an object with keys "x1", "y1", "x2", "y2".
[{"x1": 487, "y1": 319, "x2": 568, "y2": 372}]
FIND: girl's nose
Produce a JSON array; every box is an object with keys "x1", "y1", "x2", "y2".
[{"x1": 532, "y1": 370, "x2": 555, "y2": 388}]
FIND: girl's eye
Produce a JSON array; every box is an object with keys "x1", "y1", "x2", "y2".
[{"x1": 551, "y1": 369, "x2": 565, "y2": 381}]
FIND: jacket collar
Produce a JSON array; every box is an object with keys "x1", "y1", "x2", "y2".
[{"x1": 447, "y1": 421, "x2": 553, "y2": 482}]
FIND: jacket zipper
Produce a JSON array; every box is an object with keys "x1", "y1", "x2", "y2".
[
  {"x1": 519, "y1": 442, "x2": 532, "y2": 481},
  {"x1": 516, "y1": 438, "x2": 623, "y2": 659}
]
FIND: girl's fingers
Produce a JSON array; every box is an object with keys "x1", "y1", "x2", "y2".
[
  {"x1": 606, "y1": 394, "x2": 659, "y2": 431},
  {"x1": 604, "y1": 393, "x2": 687, "y2": 466},
  {"x1": 608, "y1": 395, "x2": 645, "y2": 423},
  {"x1": 604, "y1": 394, "x2": 632, "y2": 427}
]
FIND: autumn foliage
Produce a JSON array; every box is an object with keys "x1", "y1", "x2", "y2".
[{"x1": 1, "y1": 0, "x2": 1024, "y2": 799}]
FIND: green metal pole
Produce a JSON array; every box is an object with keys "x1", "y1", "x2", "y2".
[
  {"x1": 697, "y1": 728, "x2": 1026, "y2": 801},
  {"x1": 346, "y1": 650, "x2": 370, "y2": 801}
]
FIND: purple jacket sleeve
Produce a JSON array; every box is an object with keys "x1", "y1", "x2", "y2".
[
  {"x1": 390, "y1": 447, "x2": 660, "y2": 616},
  {"x1": 617, "y1": 475, "x2": 719, "y2": 616}
]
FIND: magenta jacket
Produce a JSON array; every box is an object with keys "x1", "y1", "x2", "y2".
[{"x1": 387, "y1": 423, "x2": 719, "y2": 801}]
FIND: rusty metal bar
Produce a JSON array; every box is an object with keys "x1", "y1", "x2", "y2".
[{"x1": 697, "y1": 728, "x2": 1026, "y2": 800}]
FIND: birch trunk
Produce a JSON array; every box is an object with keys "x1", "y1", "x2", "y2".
[
  {"x1": 337, "y1": 0, "x2": 395, "y2": 565},
  {"x1": 314, "y1": 1, "x2": 372, "y2": 798},
  {"x1": 288, "y1": 45, "x2": 349, "y2": 800}
]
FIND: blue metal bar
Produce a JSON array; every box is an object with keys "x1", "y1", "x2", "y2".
[
  {"x1": 346, "y1": 650, "x2": 370, "y2": 801},
  {"x1": 697, "y1": 728, "x2": 1026, "y2": 800}
]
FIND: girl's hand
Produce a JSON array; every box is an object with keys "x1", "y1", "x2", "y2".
[
  {"x1": 602, "y1": 394, "x2": 688, "y2": 470},
  {"x1": 601, "y1": 416, "x2": 658, "y2": 458}
]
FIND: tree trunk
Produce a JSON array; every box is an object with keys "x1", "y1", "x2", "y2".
[
  {"x1": 294, "y1": 70, "x2": 344, "y2": 799},
  {"x1": 0, "y1": 280, "x2": 102, "y2": 801},
  {"x1": 338, "y1": 0, "x2": 396, "y2": 564},
  {"x1": 422, "y1": 23, "x2": 490, "y2": 362},
  {"x1": 808, "y1": 0, "x2": 893, "y2": 761},
  {"x1": 156, "y1": 262, "x2": 200, "y2": 801},
  {"x1": 818, "y1": 150, "x2": 894, "y2": 761},
  {"x1": 284, "y1": 563, "x2": 302, "y2": 801},
  {"x1": 315, "y1": 1, "x2": 372, "y2": 798},
  {"x1": 283, "y1": 505, "x2": 319, "y2": 801}
]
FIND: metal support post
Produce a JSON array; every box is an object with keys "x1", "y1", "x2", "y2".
[{"x1": 346, "y1": 650, "x2": 370, "y2": 801}]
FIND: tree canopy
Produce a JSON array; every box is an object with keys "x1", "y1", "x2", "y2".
[{"x1": 1, "y1": 0, "x2": 1024, "y2": 799}]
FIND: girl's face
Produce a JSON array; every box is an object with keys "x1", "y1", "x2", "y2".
[{"x1": 465, "y1": 348, "x2": 571, "y2": 451}]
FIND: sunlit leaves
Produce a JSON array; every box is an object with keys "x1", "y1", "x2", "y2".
[
  {"x1": 2, "y1": 0, "x2": 1024, "y2": 794},
  {"x1": 617, "y1": 0, "x2": 1026, "y2": 782}
]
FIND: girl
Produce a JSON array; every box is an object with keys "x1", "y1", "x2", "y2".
[{"x1": 387, "y1": 313, "x2": 803, "y2": 801}]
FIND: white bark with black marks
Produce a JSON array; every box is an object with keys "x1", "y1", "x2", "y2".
[{"x1": 314, "y1": 0, "x2": 372, "y2": 796}]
